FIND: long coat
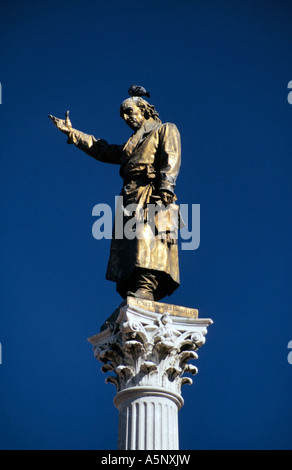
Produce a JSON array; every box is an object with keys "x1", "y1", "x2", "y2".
[{"x1": 68, "y1": 118, "x2": 181, "y2": 300}]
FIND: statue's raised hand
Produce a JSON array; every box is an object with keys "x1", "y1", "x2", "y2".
[{"x1": 48, "y1": 111, "x2": 72, "y2": 135}]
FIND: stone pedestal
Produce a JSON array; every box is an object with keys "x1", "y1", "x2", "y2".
[{"x1": 88, "y1": 297, "x2": 212, "y2": 450}]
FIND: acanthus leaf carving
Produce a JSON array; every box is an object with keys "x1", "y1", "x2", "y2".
[
  {"x1": 90, "y1": 307, "x2": 211, "y2": 394},
  {"x1": 140, "y1": 361, "x2": 157, "y2": 375},
  {"x1": 180, "y1": 377, "x2": 193, "y2": 386}
]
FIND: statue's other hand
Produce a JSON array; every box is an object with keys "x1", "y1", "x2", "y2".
[
  {"x1": 48, "y1": 111, "x2": 72, "y2": 135},
  {"x1": 159, "y1": 190, "x2": 175, "y2": 206}
]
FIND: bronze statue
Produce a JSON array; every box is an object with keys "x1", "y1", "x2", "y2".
[{"x1": 49, "y1": 92, "x2": 181, "y2": 301}]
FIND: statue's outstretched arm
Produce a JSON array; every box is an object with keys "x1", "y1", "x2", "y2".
[
  {"x1": 49, "y1": 111, "x2": 72, "y2": 135},
  {"x1": 48, "y1": 111, "x2": 122, "y2": 165}
]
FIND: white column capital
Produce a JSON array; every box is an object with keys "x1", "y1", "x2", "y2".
[{"x1": 88, "y1": 297, "x2": 212, "y2": 396}]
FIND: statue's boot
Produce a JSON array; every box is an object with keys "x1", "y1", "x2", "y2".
[
  {"x1": 126, "y1": 288, "x2": 154, "y2": 301},
  {"x1": 126, "y1": 268, "x2": 158, "y2": 301}
]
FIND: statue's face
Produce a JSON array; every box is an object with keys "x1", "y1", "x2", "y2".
[{"x1": 121, "y1": 103, "x2": 146, "y2": 131}]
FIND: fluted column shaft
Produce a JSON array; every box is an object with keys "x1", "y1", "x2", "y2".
[{"x1": 114, "y1": 387, "x2": 183, "y2": 450}]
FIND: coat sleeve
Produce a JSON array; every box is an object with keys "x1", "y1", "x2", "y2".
[
  {"x1": 67, "y1": 128, "x2": 122, "y2": 164},
  {"x1": 157, "y1": 123, "x2": 181, "y2": 194}
]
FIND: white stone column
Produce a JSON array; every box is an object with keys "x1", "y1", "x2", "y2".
[
  {"x1": 88, "y1": 297, "x2": 212, "y2": 450},
  {"x1": 115, "y1": 387, "x2": 183, "y2": 450}
]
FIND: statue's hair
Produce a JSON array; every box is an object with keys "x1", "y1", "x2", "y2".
[{"x1": 120, "y1": 97, "x2": 161, "y2": 123}]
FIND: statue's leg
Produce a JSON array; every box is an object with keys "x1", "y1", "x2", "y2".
[{"x1": 126, "y1": 268, "x2": 159, "y2": 301}]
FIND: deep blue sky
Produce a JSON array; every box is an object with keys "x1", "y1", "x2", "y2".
[{"x1": 1, "y1": 0, "x2": 292, "y2": 450}]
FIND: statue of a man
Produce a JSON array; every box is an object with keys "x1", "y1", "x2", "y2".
[{"x1": 49, "y1": 94, "x2": 181, "y2": 301}]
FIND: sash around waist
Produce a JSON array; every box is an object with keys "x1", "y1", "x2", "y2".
[{"x1": 121, "y1": 164, "x2": 156, "y2": 186}]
